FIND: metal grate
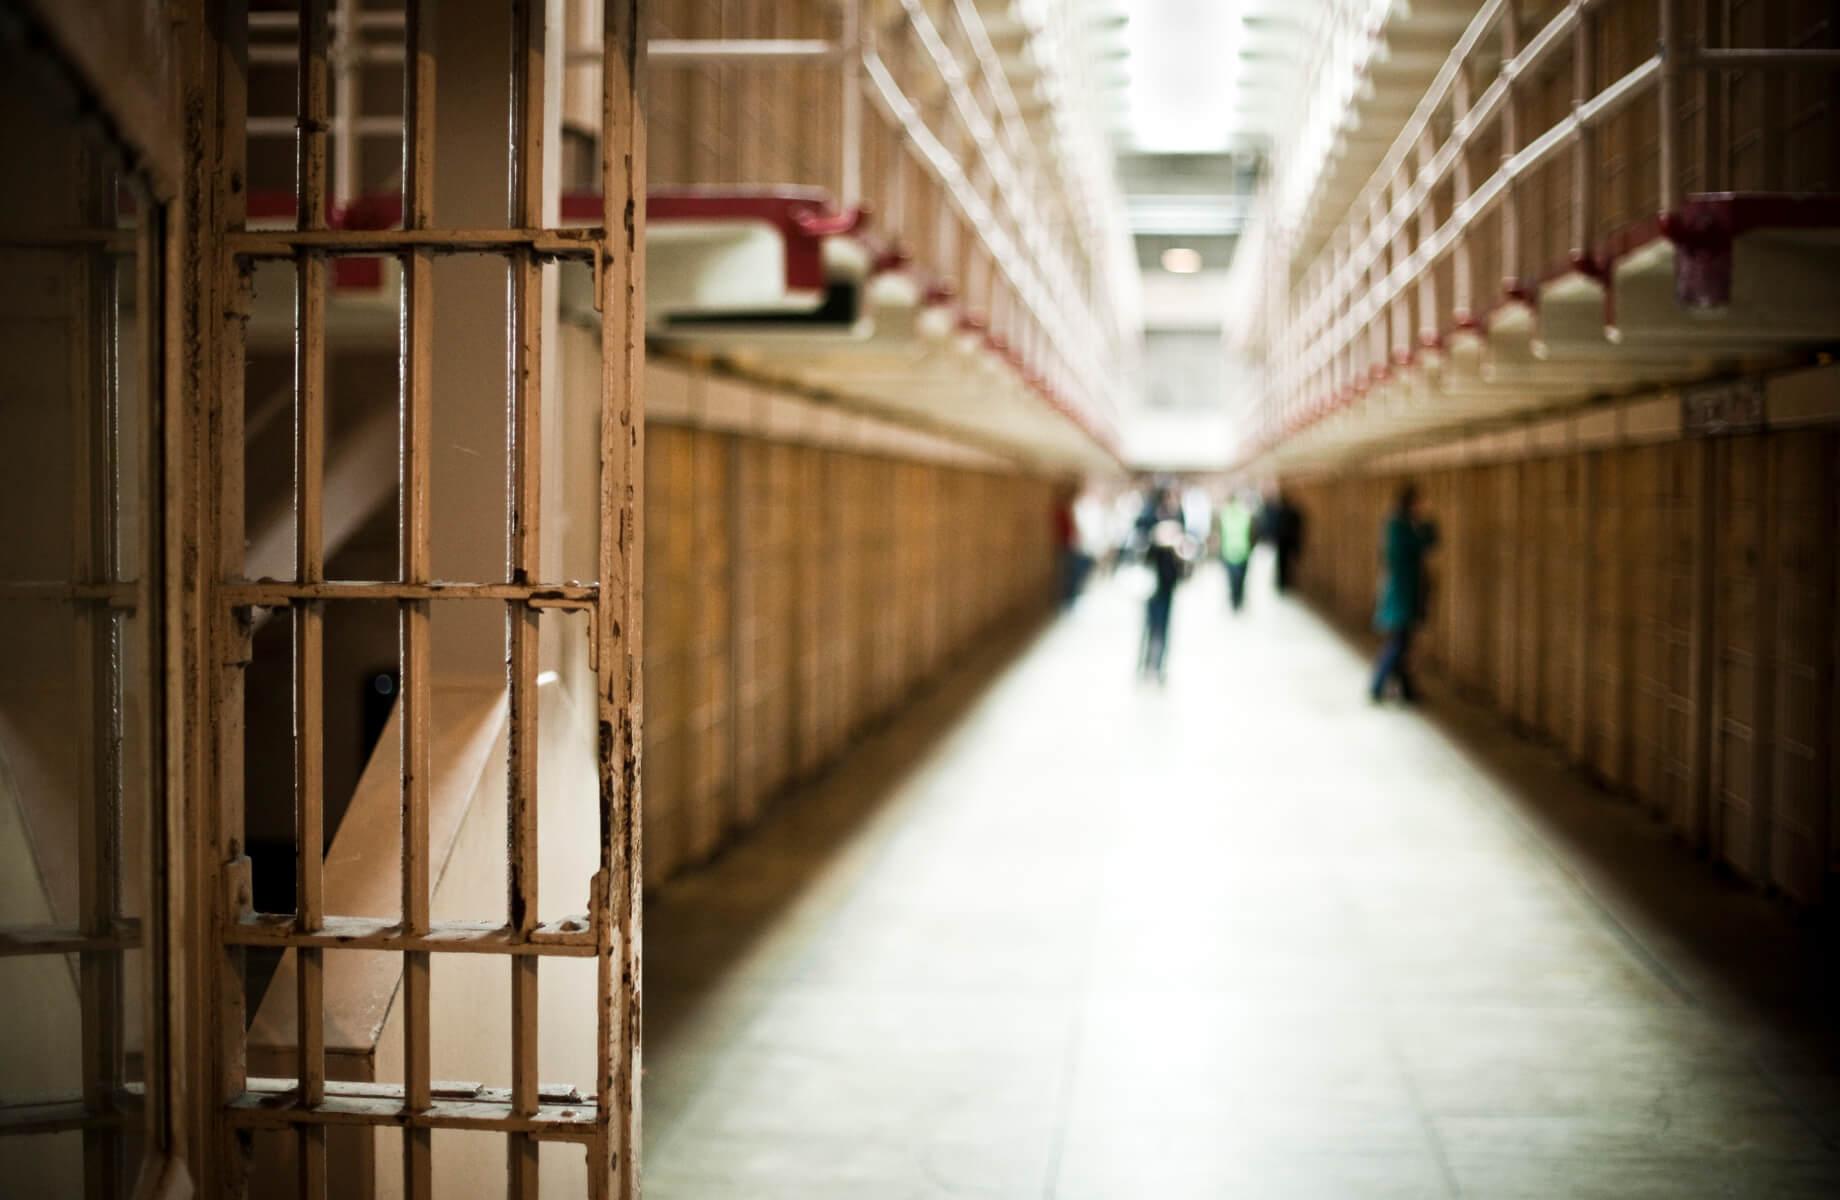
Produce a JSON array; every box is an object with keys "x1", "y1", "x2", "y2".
[
  {"x1": 212, "y1": 1, "x2": 643, "y2": 1195},
  {"x1": 0, "y1": 42, "x2": 163, "y2": 1195}
]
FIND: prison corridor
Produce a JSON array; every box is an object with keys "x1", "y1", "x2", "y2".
[{"x1": 642, "y1": 560, "x2": 1840, "y2": 1199}]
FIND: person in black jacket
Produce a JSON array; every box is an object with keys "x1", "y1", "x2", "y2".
[
  {"x1": 1138, "y1": 495, "x2": 1193, "y2": 684},
  {"x1": 1262, "y1": 492, "x2": 1304, "y2": 593}
]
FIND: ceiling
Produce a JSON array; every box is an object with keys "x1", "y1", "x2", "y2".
[{"x1": 1079, "y1": 1, "x2": 1328, "y2": 324}]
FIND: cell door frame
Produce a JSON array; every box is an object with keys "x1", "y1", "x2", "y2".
[{"x1": 178, "y1": 1, "x2": 647, "y2": 1196}]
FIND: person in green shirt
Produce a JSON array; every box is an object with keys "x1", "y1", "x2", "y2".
[
  {"x1": 1215, "y1": 491, "x2": 1257, "y2": 612},
  {"x1": 1371, "y1": 482, "x2": 1439, "y2": 703}
]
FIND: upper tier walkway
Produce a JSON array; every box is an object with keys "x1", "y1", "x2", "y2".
[{"x1": 643, "y1": 557, "x2": 1840, "y2": 1199}]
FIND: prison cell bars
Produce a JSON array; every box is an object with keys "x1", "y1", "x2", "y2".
[
  {"x1": 0, "y1": 181, "x2": 158, "y2": 1200},
  {"x1": 214, "y1": 1, "x2": 645, "y2": 1196},
  {"x1": 248, "y1": 0, "x2": 400, "y2": 211},
  {"x1": 242, "y1": 1, "x2": 1128, "y2": 454},
  {"x1": 1246, "y1": 0, "x2": 1840, "y2": 455}
]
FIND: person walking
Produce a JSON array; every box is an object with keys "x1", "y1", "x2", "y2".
[
  {"x1": 1215, "y1": 490, "x2": 1257, "y2": 612},
  {"x1": 1370, "y1": 482, "x2": 1439, "y2": 703},
  {"x1": 1051, "y1": 484, "x2": 1086, "y2": 608},
  {"x1": 1262, "y1": 491, "x2": 1304, "y2": 593},
  {"x1": 1139, "y1": 496, "x2": 1192, "y2": 684}
]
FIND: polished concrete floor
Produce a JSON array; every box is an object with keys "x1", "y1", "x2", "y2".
[{"x1": 642, "y1": 556, "x2": 1840, "y2": 1198}]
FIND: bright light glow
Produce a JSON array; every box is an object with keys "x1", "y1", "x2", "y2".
[
  {"x1": 1119, "y1": 0, "x2": 1241, "y2": 152},
  {"x1": 1161, "y1": 246, "x2": 1203, "y2": 274}
]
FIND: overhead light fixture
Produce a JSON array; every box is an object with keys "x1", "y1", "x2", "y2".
[{"x1": 1161, "y1": 247, "x2": 1203, "y2": 274}]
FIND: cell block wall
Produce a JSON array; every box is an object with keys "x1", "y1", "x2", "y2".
[
  {"x1": 640, "y1": 396, "x2": 1056, "y2": 887},
  {"x1": 1285, "y1": 416, "x2": 1839, "y2": 907}
]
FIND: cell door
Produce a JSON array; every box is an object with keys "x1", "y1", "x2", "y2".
[
  {"x1": 204, "y1": 2, "x2": 645, "y2": 1196},
  {"x1": 0, "y1": 27, "x2": 170, "y2": 1198}
]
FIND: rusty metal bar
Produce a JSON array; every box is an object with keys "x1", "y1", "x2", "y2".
[
  {"x1": 227, "y1": 227, "x2": 601, "y2": 257},
  {"x1": 1658, "y1": 0, "x2": 1683, "y2": 213},
  {"x1": 249, "y1": 8, "x2": 403, "y2": 31},
  {"x1": 228, "y1": 1086, "x2": 598, "y2": 1137},
  {"x1": 293, "y1": 4, "x2": 330, "y2": 1196},
  {"x1": 222, "y1": 581, "x2": 596, "y2": 604},
  {"x1": 507, "y1": 3, "x2": 545, "y2": 1196},
  {"x1": 599, "y1": 3, "x2": 646, "y2": 1196},
  {"x1": 249, "y1": 43, "x2": 405, "y2": 66},
  {"x1": 245, "y1": 114, "x2": 406, "y2": 137},
  {"x1": 73, "y1": 168, "x2": 123, "y2": 1199},
  {"x1": 399, "y1": 2, "x2": 435, "y2": 1197},
  {"x1": 210, "y1": 6, "x2": 255, "y2": 1190},
  {"x1": 330, "y1": 0, "x2": 358, "y2": 207},
  {"x1": 226, "y1": 914, "x2": 597, "y2": 954}
]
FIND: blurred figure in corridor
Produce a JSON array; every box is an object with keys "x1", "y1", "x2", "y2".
[
  {"x1": 1215, "y1": 489, "x2": 1257, "y2": 612},
  {"x1": 1370, "y1": 482, "x2": 1439, "y2": 703},
  {"x1": 1051, "y1": 483, "x2": 1089, "y2": 608},
  {"x1": 1261, "y1": 490, "x2": 1304, "y2": 592},
  {"x1": 1139, "y1": 494, "x2": 1194, "y2": 684}
]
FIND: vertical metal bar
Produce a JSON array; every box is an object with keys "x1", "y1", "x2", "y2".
[
  {"x1": 1758, "y1": 0, "x2": 1787, "y2": 190},
  {"x1": 1416, "y1": 126, "x2": 1438, "y2": 347},
  {"x1": 1452, "y1": 64, "x2": 1474, "y2": 323},
  {"x1": 294, "y1": 2, "x2": 330, "y2": 1195},
  {"x1": 208, "y1": 6, "x2": 254, "y2": 1191},
  {"x1": 134, "y1": 184, "x2": 169, "y2": 1168},
  {"x1": 1699, "y1": 0, "x2": 1725, "y2": 194},
  {"x1": 1387, "y1": 175, "x2": 1408, "y2": 366},
  {"x1": 98, "y1": 215, "x2": 129, "y2": 1192},
  {"x1": 1658, "y1": 0, "x2": 1683, "y2": 213},
  {"x1": 73, "y1": 167, "x2": 121, "y2": 1200},
  {"x1": 507, "y1": 1, "x2": 544, "y2": 1195},
  {"x1": 841, "y1": 0, "x2": 863, "y2": 209},
  {"x1": 332, "y1": 0, "x2": 359, "y2": 209},
  {"x1": 400, "y1": 2, "x2": 436, "y2": 1197},
  {"x1": 1501, "y1": 0, "x2": 1524, "y2": 295},
  {"x1": 600, "y1": 3, "x2": 647, "y2": 1195},
  {"x1": 1572, "y1": 4, "x2": 1596, "y2": 265}
]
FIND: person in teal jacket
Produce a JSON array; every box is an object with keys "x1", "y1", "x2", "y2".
[{"x1": 1371, "y1": 483, "x2": 1438, "y2": 703}]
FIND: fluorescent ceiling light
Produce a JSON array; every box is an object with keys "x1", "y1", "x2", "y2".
[
  {"x1": 1118, "y1": 0, "x2": 1241, "y2": 152},
  {"x1": 1160, "y1": 247, "x2": 1203, "y2": 273}
]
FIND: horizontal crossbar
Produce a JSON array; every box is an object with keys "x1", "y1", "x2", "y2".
[
  {"x1": 229, "y1": 1078, "x2": 601, "y2": 1137},
  {"x1": 221, "y1": 580, "x2": 597, "y2": 606},
  {"x1": 226, "y1": 914, "x2": 600, "y2": 956},
  {"x1": 0, "y1": 918, "x2": 141, "y2": 957},
  {"x1": 226, "y1": 227, "x2": 602, "y2": 259}
]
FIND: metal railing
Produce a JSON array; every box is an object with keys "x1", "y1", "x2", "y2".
[
  {"x1": 627, "y1": 0, "x2": 1133, "y2": 444},
  {"x1": 1232, "y1": 0, "x2": 1840, "y2": 458}
]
